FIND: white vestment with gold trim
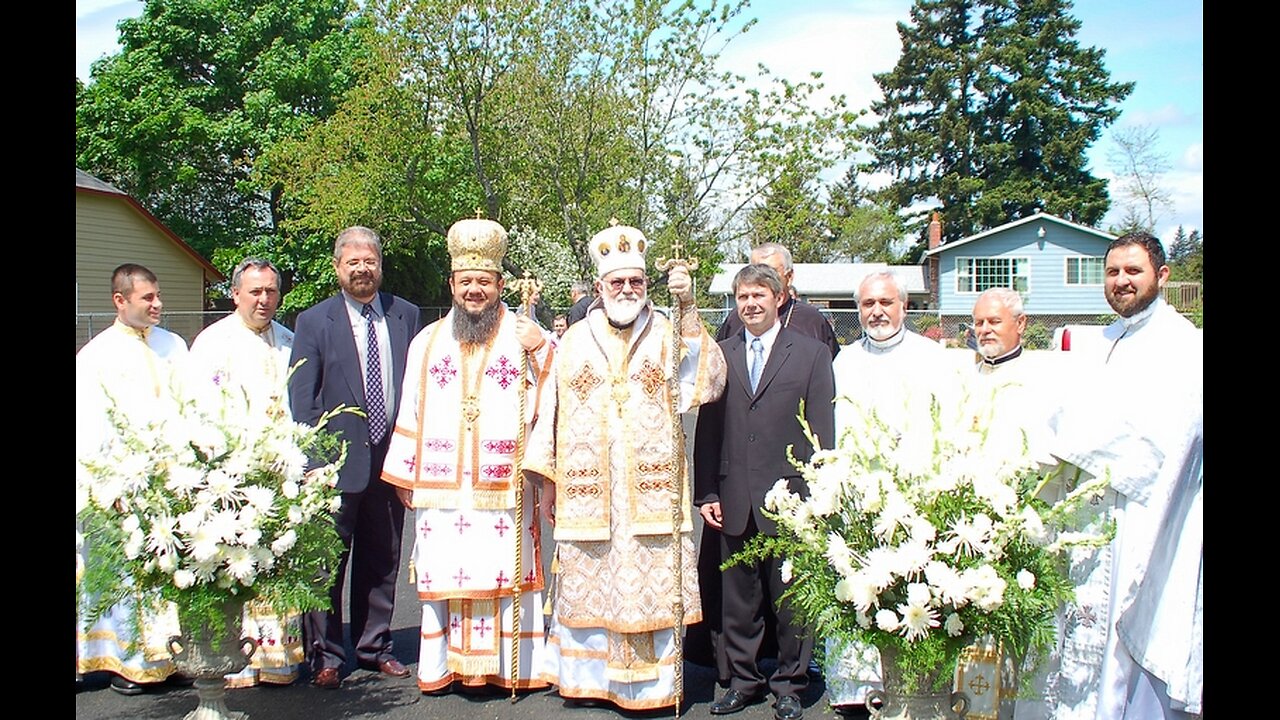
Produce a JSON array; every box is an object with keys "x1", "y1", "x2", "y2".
[
  {"x1": 188, "y1": 314, "x2": 305, "y2": 687},
  {"x1": 382, "y1": 306, "x2": 551, "y2": 691},
  {"x1": 525, "y1": 302, "x2": 726, "y2": 710},
  {"x1": 76, "y1": 321, "x2": 187, "y2": 683}
]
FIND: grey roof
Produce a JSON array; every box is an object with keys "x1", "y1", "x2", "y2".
[
  {"x1": 923, "y1": 211, "x2": 1115, "y2": 257},
  {"x1": 709, "y1": 262, "x2": 928, "y2": 297},
  {"x1": 76, "y1": 168, "x2": 126, "y2": 195}
]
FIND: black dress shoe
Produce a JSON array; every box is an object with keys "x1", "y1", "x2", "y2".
[
  {"x1": 774, "y1": 694, "x2": 803, "y2": 720},
  {"x1": 710, "y1": 688, "x2": 760, "y2": 715},
  {"x1": 109, "y1": 676, "x2": 145, "y2": 696}
]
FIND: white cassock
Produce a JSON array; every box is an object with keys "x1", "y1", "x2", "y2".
[
  {"x1": 76, "y1": 320, "x2": 187, "y2": 683},
  {"x1": 1042, "y1": 298, "x2": 1203, "y2": 720},
  {"x1": 187, "y1": 314, "x2": 304, "y2": 687},
  {"x1": 825, "y1": 329, "x2": 950, "y2": 706}
]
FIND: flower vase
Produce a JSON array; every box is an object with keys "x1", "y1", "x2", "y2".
[
  {"x1": 866, "y1": 645, "x2": 970, "y2": 720},
  {"x1": 167, "y1": 602, "x2": 257, "y2": 720}
]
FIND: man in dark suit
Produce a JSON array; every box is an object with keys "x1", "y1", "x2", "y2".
[
  {"x1": 289, "y1": 226, "x2": 421, "y2": 689},
  {"x1": 714, "y1": 242, "x2": 839, "y2": 358},
  {"x1": 694, "y1": 264, "x2": 835, "y2": 720}
]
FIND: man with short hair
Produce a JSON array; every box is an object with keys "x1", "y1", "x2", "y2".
[
  {"x1": 288, "y1": 227, "x2": 421, "y2": 689},
  {"x1": 1036, "y1": 232, "x2": 1203, "y2": 719},
  {"x1": 823, "y1": 270, "x2": 948, "y2": 710},
  {"x1": 552, "y1": 314, "x2": 569, "y2": 338},
  {"x1": 188, "y1": 257, "x2": 304, "y2": 688},
  {"x1": 525, "y1": 222, "x2": 727, "y2": 711},
  {"x1": 694, "y1": 264, "x2": 835, "y2": 720},
  {"x1": 715, "y1": 243, "x2": 839, "y2": 359},
  {"x1": 380, "y1": 217, "x2": 553, "y2": 694},
  {"x1": 76, "y1": 263, "x2": 185, "y2": 694},
  {"x1": 565, "y1": 279, "x2": 594, "y2": 326}
]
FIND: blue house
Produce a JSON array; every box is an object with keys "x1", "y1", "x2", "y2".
[{"x1": 923, "y1": 212, "x2": 1116, "y2": 316}]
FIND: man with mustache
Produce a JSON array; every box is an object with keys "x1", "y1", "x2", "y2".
[
  {"x1": 525, "y1": 222, "x2": 727, "y2": 711},
  {"x1": 824, "y1": 270, "x2": 948, "y2": 712},
  {"x1": 380, "y1": 217, "x2": 553, "y2": 694},
  {"x1": 289, "y1": 227, "x2": 421, "y2": 689}
]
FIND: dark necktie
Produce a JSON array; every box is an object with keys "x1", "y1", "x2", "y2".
[{"x1": 362, "y1": 303, "x2": 387, "y2": 444}]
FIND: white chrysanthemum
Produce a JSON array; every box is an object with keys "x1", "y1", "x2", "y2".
[
  {"x1": 892, "y1": 541, "x2": 933, "y2": 579},
  {"x1": 225, "y1": 546, "x2": 257, "y2": 584},
  {"x1": 807, "y1": 477, "x2": 841, "y2": 518},
  {"x1": 189, "y1": 527, "x2": 222, "y2": 563},
  {"x1": 281, "y1": 480, "x2": 300, "y2": 500},
  {"x1": 873, "y1": 491, "x2": 917, "y2": 540},
  {"x1": 271, "y1": 529, "x2": 298, "y2": 556},
  {"x1": 834, "y1": 578, "x2": 856, "y2": 603},
  {"x1": 1017, "y1": 569, "x2": 1036, "y2": 590},
  {"x1": 764, "y1": 479, "x2": 800, "y2": 513},
  {"x1": 205, "y1": 469, "x2": 241, "y2": 500},
  {"x1": 157, "y1": 551, "x2": 178, "y2": 573},
  {"x1": 906, "y1": 582, "x2": 931, "y2": 608},
  {"x1": 242, "y1": 486, "x2": 275, "y2": 513},
  {"x1": 859, "y1": 547, "x2": 897, "y2": 591},
  {"x1": 939, "y1": 513, "x2": 993, "y2": 557},
  {"x1": 206, "y1": 508, "x2": 243, "y2": 543},
  {"x1": 189, "y1": 423, "x2": 227, "y2": 460},
  {"x1": 239, "y1": 527, "x2": 263, "y2": 548},
  {"x1": 944, "y1": 612, "x2": 964, "y2": 637},
  {"x1": 122, "y1": 514, "x2": 141, "y2": 534},
  {"x1": 165, "y1": 463, "x2": 206, "y2": 495},
  {"x1": 825, "y1": 532, "x2": 855, "y2": 577},
  {"x1": 173, "y1": 569, "x2": 197, "y2": 589},
  {"x1": 897, "y1": 601, "x2": 940, "y2": 641},
  {"x1": 780, "y1": 559, "x2": 793, "y2": 584},
  {"x1": 1019, "y1": 506, "x2": 1048, "y2": 545},
  {"x1": 147, "y1": 516, "x2": 180, "y2": 557},
  {"x1": 875, "y1": 608, "x2": 901, "y2": 633},
  {"x1": 963, "y1": 565, "x2": 1007, "y2": 612},
  {"x1": 286, "y1": 505, "x2": 305, "y2": 525},
  {"x1": 925, "y1": 562, "x2": 968, "y2": 608}
]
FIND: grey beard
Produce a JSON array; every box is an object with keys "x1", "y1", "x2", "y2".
[{"x1": 452, "y1": 299, "x2": 502, "y2": 346}]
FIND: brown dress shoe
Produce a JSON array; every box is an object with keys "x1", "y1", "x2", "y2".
[
  {"x1": 312, "y1": 667, "x2": 341, "y2": 689},
  {"x1": 359, "y1": 657, "x2": 411, "y2": 678}
]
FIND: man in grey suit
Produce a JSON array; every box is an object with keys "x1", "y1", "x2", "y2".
[
  {"x1": 289, "y1": 226, "x2": 422, "y2": 689},
  {"x1": 694, "y1": 264, "x2": 835, "y2": 720}
]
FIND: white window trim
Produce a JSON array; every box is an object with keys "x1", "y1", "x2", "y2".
[
  {"x1": 955, "y1": 256, "x2": 1031, "y2": 295},
  {"x1": 1064, "y1": 256, "x2": 1105, "y2": 286}
]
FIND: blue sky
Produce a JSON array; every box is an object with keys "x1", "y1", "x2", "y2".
[{"x1": 77, "y1": 0, "x2": 1202, "y2": 243}]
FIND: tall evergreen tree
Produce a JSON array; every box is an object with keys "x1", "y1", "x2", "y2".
[{"x1": 863, "y1": 0, "x2": 1132, "y2": 244}]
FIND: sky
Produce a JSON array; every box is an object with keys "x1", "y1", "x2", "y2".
[{"x1": 76, "y1": 0, "x2": 1203, "y2": 244}]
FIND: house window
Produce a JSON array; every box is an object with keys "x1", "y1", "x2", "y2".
[
  {"x1": 1065, "y1": 256, "x2": 1104, "y2": 286},
  {"x1": 955, "y1": 257, "x2": 1029, "y2": 293}
]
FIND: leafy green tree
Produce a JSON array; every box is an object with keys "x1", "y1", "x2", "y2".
[
  {"x1": 76, "y1": 0, "x2": 367, "y2": 276},
  {"x1": 863, "y1": 0, "x2": 1132, "y2": 244},
  {"x1": 823, "y1": 166, "x2": 908, "y2": 263}
]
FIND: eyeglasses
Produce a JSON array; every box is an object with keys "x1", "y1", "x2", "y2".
[{"x1": 606, "y1": 276, "x2": 647, "y2": 292}]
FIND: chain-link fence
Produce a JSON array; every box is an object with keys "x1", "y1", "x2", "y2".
[{"x1": 81, "y1": 305, "x2": 1190, "y2": 353}]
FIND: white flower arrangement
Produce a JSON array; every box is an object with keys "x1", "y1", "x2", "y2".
[
  {"x1": 728, "y1": 376, "x2": 1113, "y2": 690},
  {"x1": 77, "y1": 374, "x2": 350, "y2": 640}
]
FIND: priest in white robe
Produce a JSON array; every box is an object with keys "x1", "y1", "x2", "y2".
[
  {"x1": 187, "y1": 257, "x2": 305, "y2": 688},
  {"x1": 825, "y1": 270, "x2": 953, "y2": 709},
  {"x1": 524, "y1": 223, "x2": 727, "y2": 711},
  {"x1": 380, "y1": 217, "x2": 553, "y2": 694},
  {"x1": 1043, "y1": 234, "x2": 1202, "y2": 720},
  {"x1": 76, "y1": 264, "x2": 185, "y2": 693}
]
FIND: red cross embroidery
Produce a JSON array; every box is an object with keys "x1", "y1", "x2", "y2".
[
  {"x1": 421, "y1": 571, "x2": 431, "y2": 589},
  {"x1": 454, "y1": 515, "x2": 471, "y2": 534},
  {"x1": 453, "y1": 568, "x2": 470, "y2": 586},
  {"x1": 524, "y1": 569, "x2": 536, "y2": 584},
  {"x1": 402, "y1": 456, "x2": 416, "y2": 473},
  {"x1": 486, "y1": 355, "x2": 519, "y2": 389},
  {"x1": 495, "y1": 570, "x2": 509, "y2": 587},
  {"x1": 420, "y1": 519, "x2": 432, "y2": 534},
  {"x1": 473, "y1": 618, "x2": 491, "y2": 638},
  {"x1": 450, "y1": 615, "x2": 462, "y2": 631},
  {"x1": 429, "y1": 355, "x2": 458, "y2": 388},
  {"x1": 494, "y1": 517, "x2": 510, "y2": 536}
]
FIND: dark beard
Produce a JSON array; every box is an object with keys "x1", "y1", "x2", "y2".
[{"x1": 452, "y1": 298, "x2": 502, "y2": 346}]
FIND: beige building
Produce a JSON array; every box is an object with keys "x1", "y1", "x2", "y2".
[{"x1": 76, "y1": 168, "x2": 223, "y2": 351}]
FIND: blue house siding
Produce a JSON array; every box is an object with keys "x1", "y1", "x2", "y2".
[{"x1": 933, "y1": 217, "x2": 1114, "y2": 315}]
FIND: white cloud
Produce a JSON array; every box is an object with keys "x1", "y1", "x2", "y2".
[
  {"x1": 1180, "y1": 142, "x2": 1202, "y2": 171},
  {"x1": 1121, "y1": 104, "x2": 1196, "y2": 128}
]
